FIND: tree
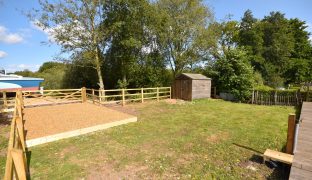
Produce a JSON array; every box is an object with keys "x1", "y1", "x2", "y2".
[
  {"x1": 238, "y1": 10, "x2": 264, "y2": 73},
  {"x1": 103, "y1": 0, "x2": 160, "y2": 88},
  {"x1": 284, "y1": 18, "x2": 312, "y2": 84},
  {"x1": 261, "y1": 12, "x2": 294, "y2": 85},
  {"x1": 31, "y1": 0, "x2": 107, "y2": 90},
  {"x1": 155, "y1": 0, "x2": 214, "y2": 78},
  {"x1": 214, "y1": 48, "x2": 254, "y2": 101},
  {"x1": 13, "y1": 69, "x2": 37, "y2": 77},
  {"x1": 38, "y1": 61, "x2": 65, "y2": 73},
  {"x1": 207, "y1": 20, "x2": 254, "y2": 101},
  {"x1": 38, "y1": 64, "x2": 66, "y2": 89}
]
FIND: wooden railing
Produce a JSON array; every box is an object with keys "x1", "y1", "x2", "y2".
[
  {"x1": 86, "y1": 87, "x2": 171, "y2": 106},
  {"x1": 4, "y1": 90, "x2": 29, "y2": 180},
  {"x1": 0, "y1": 91, "x2": 15, "y2": 113},
  {"x1": 0, "y1": 87, "x2": 171, "y2": 110},
  {"x1": 22, "y1": 89, "x2": 82, "y2": 104}
]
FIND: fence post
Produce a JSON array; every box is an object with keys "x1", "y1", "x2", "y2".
[
  {"x1": 11, "y1": 149, "x2": 27, "y2": 180},
  {"x1": 81, "y1": 87, "x2": 87, "y2": 103},
  {"x1": 169, "y1": 87, "x2": 172, "y2": 99},
  {"x1": 307, "y1": 85, "x2": 310, "y2": 101},
  {"x1": 157, "y1": 87, "x2": 159, "y2": 101},
  {"x1": 141, "y1": 88, "x2": 144, "y2": 103},
  {"x1": 251, "y1": 89, "x2": 254, "y2": 104},
  {"x1": 99, "y1": 89, "x2": 102, "y2": 103},
  {"x1": 274, "y1": 90, "x2": 277, "y2": 105},
  {"x1": 286, "y1": 114, "x2": 296, "y2": 154},
  {"x1": 3, "y1": 91, "x2": 8, "y2": 109},
  {"x1": 92, "y1": 89, "x2": 95, "y2": 103},
  {"x1": 122, "y1": 89, "x2": 125, "y2": 106}
]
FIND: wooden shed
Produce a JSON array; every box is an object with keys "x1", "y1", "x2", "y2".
[{"x1": 172, "y1": 73, "x2": 211, "y2": 101}]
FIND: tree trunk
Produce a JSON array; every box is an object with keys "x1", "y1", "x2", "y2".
[
  {"x1": 95, "y1": 46, "x2": 104, "y2": 90},
  {"x1": 95, "y1": 46, "x2": 105, "y2": 101}
]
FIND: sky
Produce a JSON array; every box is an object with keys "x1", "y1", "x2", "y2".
[{"x1": 0, "y1": 0, "x2": 311, "y2": 73}]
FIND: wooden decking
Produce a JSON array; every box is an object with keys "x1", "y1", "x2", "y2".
[{"x1": 289, "y1": 102, "x2": 312, "y2": 179}]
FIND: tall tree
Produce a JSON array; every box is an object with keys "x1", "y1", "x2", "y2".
[
  {"x1": 208, "y1": 20, "x2": 254, "y2": 101},
  {"x1": 285, "y1": 18, "x2": 312, "y2": 83},
  {"x1": 238, "y1": 10, "x2": 264, "y2": 73},
  {"x1": 103, "y1": 0, "x2": 160, "y2": 88},
  {"x1": 155, "y1": 0, "x2": 213, "y2": 77},
  {"x1": 31, "y1": 0, "x2": 107, "y2": 90}
]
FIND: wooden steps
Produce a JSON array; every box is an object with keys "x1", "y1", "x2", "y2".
[{"x1": 263, "y1": 149, "x2": 294, "y2": 165}]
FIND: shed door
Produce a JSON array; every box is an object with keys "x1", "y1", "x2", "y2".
[{"x1": 181, "y1": 80, "x2": 190, "y2": 100}]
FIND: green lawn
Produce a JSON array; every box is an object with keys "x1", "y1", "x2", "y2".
[{"x1": 0, "y1": 99, "x2": 294, "y2": 179}]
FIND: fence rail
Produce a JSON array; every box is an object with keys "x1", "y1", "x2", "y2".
[
  {"x1": 4, "y1": 90, "x2": 29, "y2": 180},
  {"x1": 0, "y1": 87, "x2": 171, "y2": 110},
  {"x1": 86, "y1": 87, "x2": 171, "y2": 106}
]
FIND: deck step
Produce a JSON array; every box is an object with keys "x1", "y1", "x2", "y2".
[{"x1": 263, "y1": 149, "x2": 293, "y2": 165}]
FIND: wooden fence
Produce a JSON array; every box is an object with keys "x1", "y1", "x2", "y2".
[
  {"x1": 0, "y1": 92, "x2": 15, "y2": 113},
  {"x1": 0, "y1": 87, "x2": 171, "y2": 110},
  {"x1": 22, "y1": 89, "x2": 82, "y2": 105},
  {"x1": 4, "y1": 90, "x2": 29, "y2": 180},
  {"x1": 251, "y1": 90, "x2": 307, "y2": 106},
  {"x1": 86, "y1": 87, "x2": 171, "y2": 106}
]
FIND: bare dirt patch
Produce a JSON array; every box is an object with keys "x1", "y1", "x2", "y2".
[
  {"x1": 24, "y1": 103, "x2": 136, "y2": 139},
  {"x1": 87, "y1": 163, "x2": 150, "y2": 180},
  {"x1": 58, "y1": 145, "x2": 78, "y2": 159},
  {"x1": 206, "y1": 132, "x2": 229, "y2": 143},
  {"x1": 164, "y1": 99, "x2": 186, "y2": 105}
]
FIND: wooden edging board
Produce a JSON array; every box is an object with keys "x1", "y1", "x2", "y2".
[{"x1": 26, "y1": 117, "x2": 137, "y2": 147}]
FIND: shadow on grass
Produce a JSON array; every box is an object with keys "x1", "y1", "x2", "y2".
[
  {"x1": 26, "y1": 150, "x2": 32, "y2": 179},
  {"x1": 232, "y1": 143, "x2": 263, "y2": 154},
  {"x1": 233, "y1": 143, "x2": 290, "y2": 180}
]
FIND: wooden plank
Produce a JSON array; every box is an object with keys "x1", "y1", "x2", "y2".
[
  {"x1": 15, "y1": 117, "x2": 26, "y2": 152},
  {"x1": 263, "y1": 149, "x2": 293, "y2": 165},
  {"x1": 10, "y1": 149, "x2": 27, "y2": 180},
  {"x1": 122, "y1": 89, "x2": 125, "y2": 106},
  {"x1": 290, "y1": 102, "x2": 312, "y2": 179},
  {"x1": 81, "y1": 87, "x2": 87, "y2": 102},
  {"x1": 141, "y1": 88, "x2": 144, "y2": 103},
  {"x1": 286, "y1": 114, "x2": 296, "y2": 154},
  {"x1": 4, "y1": 118, "x2": 16, "y2": 180},
  {"x1": 289, "y1": 166, "x2": 312, "y2": 180}
]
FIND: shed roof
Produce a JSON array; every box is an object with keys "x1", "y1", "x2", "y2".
[{"x1": 176, "y1": 73, "x2": 210, "y2": 80}]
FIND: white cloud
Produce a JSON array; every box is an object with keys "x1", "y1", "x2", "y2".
[
  {"x1": 0, "y1": 25, "x2": 24, "y2": 44},
  {"x1": 31, "y1": 21, "x2": 55, "y2": 42},
  {"x1": 5, "y1": 64, "x2": 40, "y2": 73},
  {"x1": 0, "y1": 50, "x2": 7, "y2": 58}
]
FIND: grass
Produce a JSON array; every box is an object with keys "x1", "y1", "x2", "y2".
[{"x1": 0, "y1": 99, "x2": 294, "y2": 179}]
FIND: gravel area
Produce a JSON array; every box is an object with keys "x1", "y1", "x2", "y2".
[{"x1": 24, "y1": 103, "x2": 135, "y2": 139}]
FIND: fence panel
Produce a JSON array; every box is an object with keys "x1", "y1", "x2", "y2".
[
  {"x1": 86, "y1": 87, "x2": 171, "y2": 106},
  {"x1": 251, "y1": 90, "x2": 307, "y2": 106}
]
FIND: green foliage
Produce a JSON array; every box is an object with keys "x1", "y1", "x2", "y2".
[
  {"x1": 38, "y1": 65, "x2": 66, "y2": 89},
  {"x1": 237, "y1": 10, "x2": 312, "y2": 86},
  {"x1": 155, "y1": 0, "x2": 214, "y2": 77},
  {"x1": 13, "y1": 69, "x2": 37, "y2": 77},
  {"x1": 254, "y1": 85, "x2": 273, "y2": 91},
  {"x1": 38, "y1": 62, "x2": 64, "y2": 73},
  {"x1": 253, "y1": 71, "x2": 264, "y2": 86},
  {"x1": 214, "y1": 48, "x2": 255, "y2": 101}
]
